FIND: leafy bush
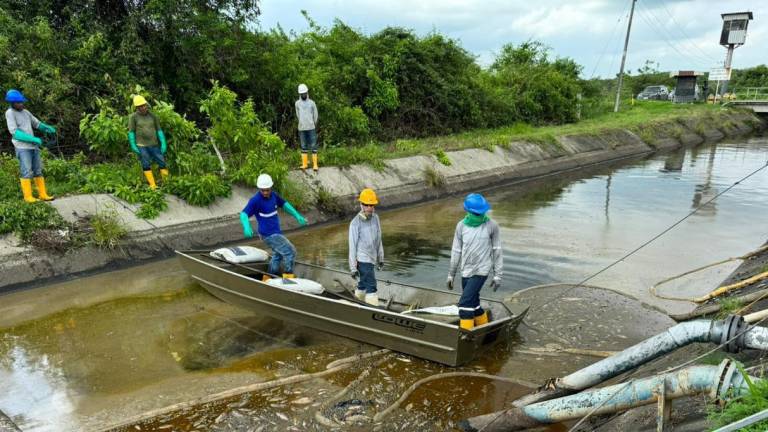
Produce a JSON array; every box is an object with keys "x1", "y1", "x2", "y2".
[
  {"x1": 166, "y1": 174, "x2": 231, "y2": 206},
  {"x1": 322, "y1": 143, "x2": 387, "y2": 170},
  {"x1": 80, "y1": 104, "x2": 129, "y2": 159},
  {"x1": 135, "y1": 189, "x2": 167, "y2": 219},
  {"x1": 0, "y1": 153, "x2": 20, "y2": 201},
  {"x1": 315, "y1": 186, "x2": 345, "y2": 216},
  {"x1": 152, "y1": 99, "x2": 201, "y2": 158},
  {"x1": 202, "y1": 83, "x2": 291, "y2": 189},
  {"x1": 90, "y1": 207, "x2": 127, "y2": 249},
  {"x1": 173, "y1": 143, "x2": 221, "y2": 176},
  {"x1": 41, "y1": 151, "x2": 88, "y2": 196},
  {"x1": 0, "y1": 201, "x2": 65, "y2": 242}
]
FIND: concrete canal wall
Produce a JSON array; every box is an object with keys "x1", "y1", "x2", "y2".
[{"x1": 0, "y1": 110, "x2": 763, "y2": 291}]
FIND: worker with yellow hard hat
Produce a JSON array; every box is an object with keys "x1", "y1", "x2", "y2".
[
  {"x1": 348, "y1": 188, "x2": 384, "y2": 306},
  {"x1": 128, "y1": 95, "x2": 168, "y2": 189}
]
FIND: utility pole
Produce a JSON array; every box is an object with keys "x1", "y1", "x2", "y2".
[{"x1": 614, "y1": 0, "x2": 637, "y2": 112}]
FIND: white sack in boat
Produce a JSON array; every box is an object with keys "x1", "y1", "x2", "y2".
[
  {"x1": 266, "y1": 278, "x2": 325, "y2": 295},
  {"x1": 210, "y1": 246, "x2": 269, "y2": 263},
  {"x1": 402, "y1": 305, "x2": 459, "y2": 316}
]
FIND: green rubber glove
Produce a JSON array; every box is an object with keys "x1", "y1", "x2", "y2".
[
  {"x1": 13, "y1": 130, "x2": 42, "y2": 146},
  {"x1": 239, "y1": 212, "x2": 254, "y2": 238},
  {"x1": 38, "y1": 122, "x2": 56, "y2": 134},
  {"x1": 283, "y1": 202, "x2": 307, "y2": 226},
  {"x1": 157, "y1": 130, "x2": 167, "y2": 154},
  {"x1": 128, "y1": 131, "x2": 140, "y2": 154}
]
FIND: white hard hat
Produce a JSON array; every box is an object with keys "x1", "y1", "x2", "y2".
[
  {"x1": 297, "y1": 83, "x2": 309, "y2": 94},
  {"x1": 256, "y1": 174, "x2": 274, "y2": 189}
]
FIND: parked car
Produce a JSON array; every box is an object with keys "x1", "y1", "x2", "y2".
[{"x1": 637, "y1": 85, "x2": 670, "y2": 101}]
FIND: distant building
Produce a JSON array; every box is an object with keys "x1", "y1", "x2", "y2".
[{"x1": 670, "y1": 71, "x2": 703, "y2": 103}]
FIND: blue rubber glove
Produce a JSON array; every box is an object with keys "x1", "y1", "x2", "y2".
[
  {"x1": 239, "y1": 212, "x2": 254, "y2": 238},
  {"x1": 128, "y1": 131, "x2": 140, "y2": 154},
  {"x1": 38, "y1": 122, "x2": 56, "y2": 134},
  {"x1": 13, "y1": 130, "x2": 42, "y2": 146},
  {"x1": 283, "y1": 202, "x2": 307, "y2": 226},
  {"x1": 157, "y1": 130, "x2": 167, "y2": 154}
]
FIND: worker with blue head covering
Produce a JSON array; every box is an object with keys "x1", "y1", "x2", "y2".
[
  {"x1": 446, "y1": 193, "x2": 503, "y2": 330},
  {"x1": 4, "y1": 89, "x2": 56, "y2": 202}
]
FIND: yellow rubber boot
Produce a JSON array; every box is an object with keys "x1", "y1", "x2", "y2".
[
  {"x1": 474, "y1": 311, "x2": 489, "y2": 326},
  {"x1": 282, "y1": 273, "x2": 295, "y2": 279},
  {"x1": 19, "y1": 178, "x2": 38, "y2": 203},
  {"x1": 300, "y1": 153, "x2": 308, "y2": 170},
  {"x1": 143, "y1": 170, "x2": 157, "y2": 190},
  {"x1": 312, "y1": 154, "x2": 319, "y2": 171},
  {"x1": 460, "y1": 319, "x2": 475, "y2": 330},
  {"x1": 160, "y1": 168, "x2": 169, "y2": 182},
  {"x1": 34, "y1": 177, "x2": 54, "y2": 201}
]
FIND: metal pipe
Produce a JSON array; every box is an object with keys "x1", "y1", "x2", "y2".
[
  {"x1": 515, "y1": 316, "x2": 768, "y2": 406},
  {"x1": 460, "y1": 360, "x2": 756, "y2": 432}
]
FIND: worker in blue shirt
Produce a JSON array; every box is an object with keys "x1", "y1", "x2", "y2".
[{"x1": 240, "y1": 174, "x2": 307, "y2": 280}]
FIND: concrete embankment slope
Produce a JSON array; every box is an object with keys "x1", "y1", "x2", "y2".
[{"x1": 0, "y1": 110, "x2": 762, "y2": 291}]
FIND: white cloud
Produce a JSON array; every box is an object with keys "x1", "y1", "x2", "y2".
[{"x1": 258, "y1": 0, "x2": 766, "y2": 78}]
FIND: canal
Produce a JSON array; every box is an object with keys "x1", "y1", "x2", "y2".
[{"x1": 1, "y1": 138, "x2": 767, "y2": 431}]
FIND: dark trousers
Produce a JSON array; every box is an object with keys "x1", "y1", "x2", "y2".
[
  {"x1": 357, "y1": 262, "x2": 377, "y2": 294},
  {"x1": 458, "y1": 275, "x2": 487, "y2": 319},
  {"x1": 138, "y1": 145, "x2": 166, "y2": 170}
]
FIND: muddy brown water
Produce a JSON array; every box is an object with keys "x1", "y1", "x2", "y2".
[{"x1": 1, "y1": 139, "x2": 767, "y2": 431}]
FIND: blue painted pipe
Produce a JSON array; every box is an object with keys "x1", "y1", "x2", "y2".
[{"x1": 460, "y1": 359, "x2": 758, "y2": 432}]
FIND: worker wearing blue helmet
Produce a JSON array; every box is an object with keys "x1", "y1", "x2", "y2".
[
  {"x1": 4, "y1": 89, "x2": 57, "y2": 202},
  {"x1": 446, "y1": 193, "x2": 503, "y2": 330}
]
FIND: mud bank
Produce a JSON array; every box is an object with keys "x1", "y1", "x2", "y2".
[{"x1": 0, "y1": 110, "x2": 763, "y2": 292}]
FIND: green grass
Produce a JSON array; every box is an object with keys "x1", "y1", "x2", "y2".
[
  {"x1": 90, "y1": 207, "x2": 127, "y2": 249},
  {"x1": 708, "y1": 365, "x2": 768, "y2": 431},
  {"x1": 716, "y1": 297, "x2": 744, "y2": 319}
]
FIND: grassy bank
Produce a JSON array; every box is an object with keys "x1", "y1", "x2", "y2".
[{"x1": 320, "y1": 101, "x2": 724, "y2": 168}]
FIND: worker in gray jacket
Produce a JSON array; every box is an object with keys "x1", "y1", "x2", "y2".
[
  {"x1": 446, "y1": 193, "x2": 503, "y2": 330},
  {"x1": 295, "y1": 83, "x2": 319, "y2": 171},
  {"x1": 349, "y1": 188, "x2": 384, "y2": 306},
  {"x1": 5, "y1": 89, "x2": 56, "y2": 203}
]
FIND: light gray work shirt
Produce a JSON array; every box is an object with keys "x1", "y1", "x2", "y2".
[
  {"x1": 295, "y1": 98, "x2": 318, "y2": 131},
  {"x1": 5, "y1": 108, "x2": 40, "y2": 150},
  {"x1": 349, "y1": 212, "x2": 384, "y2": 271},
  {"x1": 448, "y1": 219, "x2": 503, "y2": 279}
]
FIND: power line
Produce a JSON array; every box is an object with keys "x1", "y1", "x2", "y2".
[
  {"x1": 641, "y1": 1, "x2": 714, "y2": 66},
  {"x1": 588, "y1": 4, "x2": 628, "y2": 79},
  {"x1": 635, "y1": 2, "x2": 712, "y2": 69},
  {"x1": 654, "y1": 0, "x2": 717, "y2": 62}
]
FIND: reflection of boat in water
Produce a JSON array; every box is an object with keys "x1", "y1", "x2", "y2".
[{"x1": 176, "y1": 249, "x2": 528, "y2": 366}]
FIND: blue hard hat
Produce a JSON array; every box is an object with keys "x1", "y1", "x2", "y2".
[
  {"x1": 5, "y1": 89, "x2": 27, "y2": 103},
  {"x1": 463, "y1": 193, "x2": 490, "y2": 214}
]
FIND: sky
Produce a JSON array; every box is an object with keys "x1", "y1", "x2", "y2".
[{"x1": 256, "y1": 0, "x2": 765, "y2": 79}]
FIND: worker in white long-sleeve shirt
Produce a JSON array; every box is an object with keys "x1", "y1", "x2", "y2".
[
  {"x1": 446, "y1": 193, "x2": 503, "y2": 330},
  {"x1": 349, "y1": 188, "x2": 384, "y2": 306}
]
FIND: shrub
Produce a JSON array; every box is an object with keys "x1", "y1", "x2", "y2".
[
  {"x1": 166, "y1": 174, "x2": 231, "y2": 206},
  {"x1": 0, "y1": 153, "x2": 20, "y2": 201},
  {"x1": 173, "y1": 143, "x2": 222, "y2": 176},
  {"x1": 90, "y1": 207, "x2": 127, "y2": 249},
  {"x1": 79, "y1": 104, "x2": 129, "y2": 159},
  {"x1": 0, "y1": 201, "x2": 65, "y2": 242},
  {"x1": 135, "y1": 189, "x2": 167, "y2": 219}
]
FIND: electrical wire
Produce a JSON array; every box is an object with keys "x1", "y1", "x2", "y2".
[
  {"x1": 588, "y1": 3, "x2": 628, "y2": 79},
  {"x1": 654, "y1": 0, "x2": 717, "y2": 62},
  {"x1": 634, "y1": 2, "x2": 712, "y2": 69},
  {"x1": 641, "y1": 2, "x2": 713, "y2": 66}
]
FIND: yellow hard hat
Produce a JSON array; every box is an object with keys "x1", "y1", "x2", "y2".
[
  {"x1": 133, "y1": 95, "x2": 148, "y2": 107},
  {"x1": 359, "y1": 188, "x2": 379, "y2": 205}
]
